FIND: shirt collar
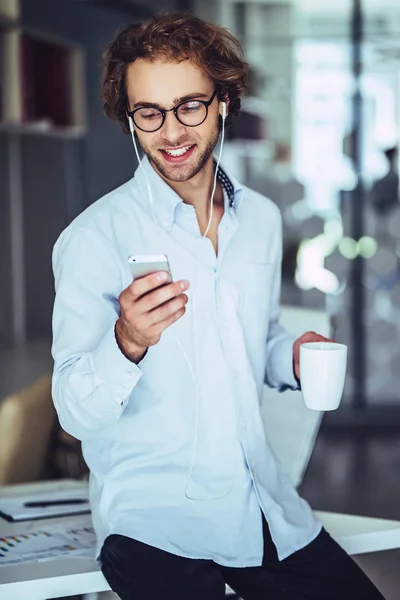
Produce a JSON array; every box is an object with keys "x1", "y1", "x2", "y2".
[{"x1": 133, "y1": 156, "x2": 243, "y2": 232}]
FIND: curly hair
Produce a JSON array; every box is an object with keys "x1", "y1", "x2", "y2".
[{"x1": 102, "y1": 12, "x2": 248, "y2": 134}]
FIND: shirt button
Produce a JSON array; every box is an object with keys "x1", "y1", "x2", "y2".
[{"x1": 242, "y1": 422, "x2": 248, "y2": 430}]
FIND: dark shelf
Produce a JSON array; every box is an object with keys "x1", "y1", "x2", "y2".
[{"x1": 21, "y1": 33, "x2": 73, "y2": 128}]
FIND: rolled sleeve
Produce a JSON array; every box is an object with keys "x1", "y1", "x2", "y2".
[
  {"x1": 265, "y1": 331, "x2": 299, "y2": 391},
  {"x1": 275, "y1": 337, "x2": 300, "y2": 392},
  {"x1": 264, "y1": 209, "x2": 300, "y2": 392}
]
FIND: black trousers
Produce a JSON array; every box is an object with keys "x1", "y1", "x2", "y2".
[{"x1": 100, "y1": 518, "x2": 385, "y2": 600}]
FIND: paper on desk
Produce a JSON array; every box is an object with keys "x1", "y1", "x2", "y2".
[
  {"x1": 0, "y1": 522, "x2": 97, "y2": 566},
  {"x1": 0, "y1": 486, "x2": 90, "y2": 522}
]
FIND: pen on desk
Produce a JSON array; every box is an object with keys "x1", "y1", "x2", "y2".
[{"x1": 23, "y1": 499, "x2": 88, "y2": 508}]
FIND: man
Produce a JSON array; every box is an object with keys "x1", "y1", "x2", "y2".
[{"x1": 52, "y1": 12, "x2": 384, "y2": 600}]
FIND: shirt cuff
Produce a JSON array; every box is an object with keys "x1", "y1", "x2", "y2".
[
  {"x1": 91, "y1": 324, "x2": 143, "y2": 405},
  {"x1": 275, "y1": 337, "x2": 300, "y2": 392}
]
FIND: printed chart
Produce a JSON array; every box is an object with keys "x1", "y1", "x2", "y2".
[{"x1": 0, "y1": 525, "x2": 96, "y2": 566}]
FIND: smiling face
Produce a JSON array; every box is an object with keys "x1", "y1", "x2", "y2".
[{"x1": 126, "y1": 58, "x2": 222, "y2": 183}]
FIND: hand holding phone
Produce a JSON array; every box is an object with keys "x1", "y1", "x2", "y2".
[{"x1": 115, "y1": 255, "x2": 190, "y2": 363}]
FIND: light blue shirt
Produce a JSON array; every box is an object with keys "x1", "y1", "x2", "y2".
[{"x1": 52, "y1": 156, "x2": 321, "y2": 566}]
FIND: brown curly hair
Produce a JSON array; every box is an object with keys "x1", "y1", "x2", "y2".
[{"x1": 102, "y1": 12, "x2": 248, "y2": 134}]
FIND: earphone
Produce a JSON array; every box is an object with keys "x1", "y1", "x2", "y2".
[
  {"x1": 222, "y1": 101, "x2": 227, "y2": 121},
  {"x1": 128, "y1": 101, "x2": 230, "y2": 500},
  {"x1": 202, "y1": 101, "x2": 227, "y2": 238}
]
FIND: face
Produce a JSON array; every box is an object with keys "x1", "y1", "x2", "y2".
[{"x1": 126, "y1": 58, "x2": 223, "y2": 183}]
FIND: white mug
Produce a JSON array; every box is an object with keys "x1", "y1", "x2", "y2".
[{"x1": 300, "y1": 342, "x2": 348, "y2": 411}]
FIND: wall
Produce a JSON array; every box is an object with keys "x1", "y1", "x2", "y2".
[
  {"x1": 15, "y1": 0, "x2": 148, "y2": 340},
  {"x1": 2, "y1": 0, "x2": 188, "y2": 342},
  {"x1": 21, "y1": 0, "x2": 145, "y2": 205},
  {"x1": 0, "y1": 136, "x2": 13, "y2": 342}
]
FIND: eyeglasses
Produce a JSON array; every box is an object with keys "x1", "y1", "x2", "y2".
[{"x1": 127, "y1": 90, "x2": 218, "y2": 133}]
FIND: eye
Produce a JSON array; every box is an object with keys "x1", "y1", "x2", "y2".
[
  {"x1": 137, "y1": 108, "x2": 162, "y2": 120},
  {"x1": 179, "y1": 101, "x2": 202, "y2": 114}
]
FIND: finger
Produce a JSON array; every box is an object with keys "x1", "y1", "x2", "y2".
[
  {"x1": 128, "y1": 271, "x2": 171, "y2": 300},
  {"x1": 152, "y1": 306, "x2": 187, "y2": 334},
  {"x1": 147, "y1": 294, "x2": 189, "y2": 326},
  {"x1": 138, "y1": 280, "x2": 189, "y2": 313},
  {"x1": 302, "y1": 332, "x2": 327, "y2": 342}
]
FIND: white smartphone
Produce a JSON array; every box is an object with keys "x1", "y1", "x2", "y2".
[{"x1": 128, "y1": 254, "x2": 173, "y2": 282}]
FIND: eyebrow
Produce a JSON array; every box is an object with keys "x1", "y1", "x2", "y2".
[{"x1": 132, "y1": 92, "x2": 210, "y2": 110}]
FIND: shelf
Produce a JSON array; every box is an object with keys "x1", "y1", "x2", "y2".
[
  {"x1": 0, "y1": 28, "x2": 86, "y2": 129},
  {"x1": 0, "y1": 121, "x2": 87, "y2": 139}
]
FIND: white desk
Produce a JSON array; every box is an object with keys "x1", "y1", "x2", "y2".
[
  {"x1": 2, "y1": 480, "x2": 400, "y2": 600},
  {"x1": 317, "y1": 510, "x2": 400, "y2": 556},
  {"x1": 0, "y1": 480, "x2": 108, "y2": 600}
]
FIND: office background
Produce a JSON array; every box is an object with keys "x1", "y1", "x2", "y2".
[{"x1": 1, "y1": 0, "x2": 400, "y2": 597}]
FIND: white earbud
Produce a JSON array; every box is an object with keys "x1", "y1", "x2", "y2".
[
  {"x1": 222, "y1": 102, "x2": 227, "y2": 121},
  {"x1": 128, "y1": 115, "x2": 134, "y2": 134}
]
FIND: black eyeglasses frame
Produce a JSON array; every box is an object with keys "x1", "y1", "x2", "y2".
[{"x1": 127, "y1": 89, "x2": 218, "y2": 133}]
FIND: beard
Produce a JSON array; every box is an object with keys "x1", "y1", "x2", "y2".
[{"x1": 140, "y1": 126, "x2": 219, "y2": 183}]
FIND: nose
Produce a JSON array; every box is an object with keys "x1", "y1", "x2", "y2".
[{"x1": 161, "y1": 111, "x2": 187, "y2": 145}]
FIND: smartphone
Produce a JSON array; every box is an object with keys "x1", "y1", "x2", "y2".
[{"x1": 128, "y1": 254, "x2": 173, "y2": 283}]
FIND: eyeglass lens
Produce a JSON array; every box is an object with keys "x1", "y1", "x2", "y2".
[{"x1": 134, "y1": 100, "x2": 208, "y2": 132}]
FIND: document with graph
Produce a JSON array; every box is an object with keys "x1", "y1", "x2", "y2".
[{"x1": 0, "y1": 520, "x2": 96, "y2": 566}]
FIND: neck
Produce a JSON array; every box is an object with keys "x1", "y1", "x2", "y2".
[{"x1": 151, "y1": 156, "x2": 224, "y2": 219}]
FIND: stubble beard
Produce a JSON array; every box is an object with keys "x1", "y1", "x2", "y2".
[{"x1": 141, "y1": 127, "x2": 220, "y2": 183}]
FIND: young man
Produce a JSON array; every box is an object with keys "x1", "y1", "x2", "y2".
[{"x1": 52, "y1": 12, "x2": 384, "y2": 600}]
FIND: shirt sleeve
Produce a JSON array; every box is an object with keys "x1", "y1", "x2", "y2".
[
  {"x1": 51, "y1": 226, "x2": 142, "y2": 441},
  {"x1": 264, "y1": 211, "x2": 299, "y2": 392}
]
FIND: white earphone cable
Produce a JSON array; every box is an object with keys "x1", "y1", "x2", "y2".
[
  {"x1": 185, "y1": 105, "x2": 227, "y2": 497},
  {"x1": 128, "y1": 105, "x2": 227, "y2": 499},
  {"x1": 182, "y1": 257, "x2": 200, "y2": 499},
  {"x1": 129, "y1": 118, "x2": 156, "y2": 224},
  {"x1": 202, "y1": 107, "x2": 226, "y2": 239}
]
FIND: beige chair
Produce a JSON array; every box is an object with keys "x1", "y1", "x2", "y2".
[
  {"x1": 263, "y1": 306, "x2": 400, "y2": 556},
  {"x1": 0, "y1": 375, "x2": 56, "y2": 484},
  {"x1": 262, "y1": 306, "x2": 329, "y2": 487}
]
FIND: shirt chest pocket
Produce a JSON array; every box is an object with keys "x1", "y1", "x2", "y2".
[{"x1": 238, "y1": 262, "x2": 274, "y2": 340}]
